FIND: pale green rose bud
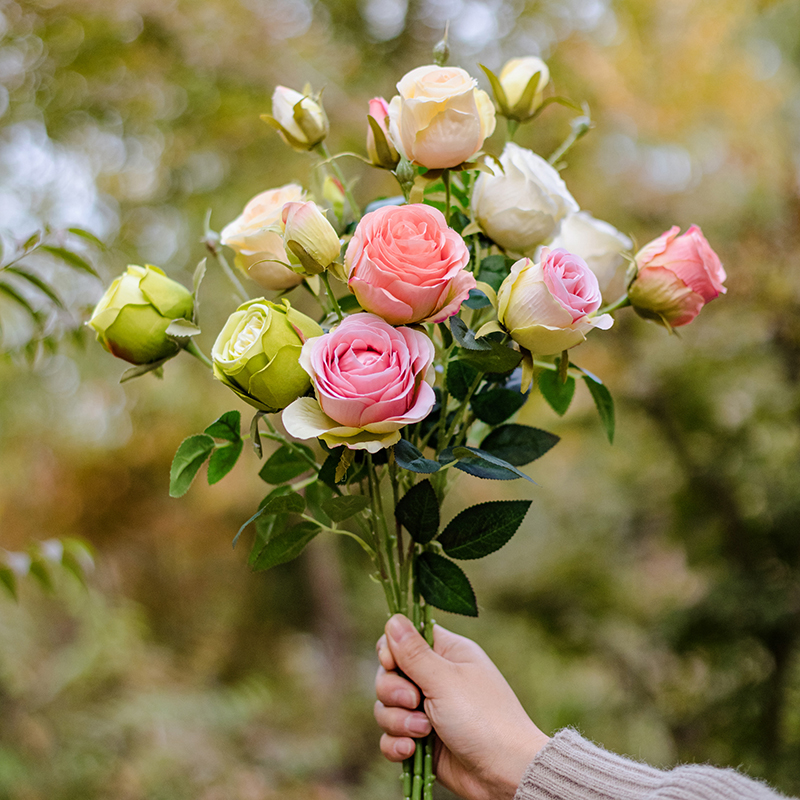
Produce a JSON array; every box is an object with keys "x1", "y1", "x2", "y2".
[
  {"x1": 211, "y1": 298, "x2": 323, "y2": 413},
  {"x1": 89, "y1": 265, "x2": 194, "y2": 365},
  {"x1": 262, "y1": 86, "x2": 328, "y2": 152},
  {"x1": 281, "y1": 201, "x2": 342, "y2": 276},
  {"x1": 481, "y1": 57, "x2": 549, "y2": 122}
]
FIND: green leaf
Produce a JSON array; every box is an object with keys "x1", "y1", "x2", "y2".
[
  {"x1": 23, "y1": 231, "x2": 42, "y2": 251},
  {"x1": 29, "y1": 559, "x2": 53, "y2": 592},
  {"x1": 248, "y1": 513, "x2": 289, "y2": 566},
  {"x1": 479, "y1": 64, "x2": 509, "y2": 112},
  {"x1": 250, "y1": 521, "x2": 320, "y2": 571},
  {"x1": 192, "y1": 257, "x2": 207, "y2": 324},
  {"x1": 165, "y1": 319, "x2": 201, "y2": 340},
  {"x1": 321, "y1": 494, "x2": 370, "y2": 522},
  {"x1": 446, "y1": 360, "x2": 479, "y2": 401},
  {"x1": 449, "y1": 315, "x2": 491, "y2": 351},
  {"x1": 305, "y1": 481, "x2": 334, "y2": 525},
  {"x1": 338, "y1": 293, "x2": 362, "y2": 313},
  {"x1": 470, "y1": 387, "x2": 527, "y2": 425},
  {"x1": 439, "y1": 446, "x2": 534, "y2": 482},
  {"x1": 0, "y1": 280, "x2": 39, "y2": 319},
  {"x1": 476, "y1": 254, "x2": 511, "y2": 293},
  {"x1": 0, "y1": 567, "x2": 17, "y2": 599},
  {"x1": 417, "y1": 552, "x2": 477, "y2": 616},
  {"x1": 439, "y1": 500, "x2": 532, "y2": 560},
  {"x1": 259, "y1": 444, "x2": 315, "y2": 484},
  {"x1": 39, "y1": 245, "x2": 98, "y2": 276},
  {"x1": 205, "y1": 410, "x2": 241, "y2": 442},
  {"x1": 233, "y1": 486, "x2": 303, "y2": 548},
  {"x1": 458, "y1": 340, "x2": 522, "y2": 375},
  {"x1": 582, "y1": 373, "x2": 615, "y2": 443},
  {"x1": 68, "y1": 227, "x2": 106, "y2": 250},
  {"x1": 479, "y1": 424, "x2": 560, "y2": 466},
  {"x1": 250, "y1": 411, "x2": 266, "y2": 458},
  {"x1": 394, "y1": 440, "x2": 440, "y2": 474},
  {"x1": 539, "y1": 369, "x2": 575, "y2": 416},
  {"x1": 207, "y1": 439, "x2": 243, "y2": 484},
  {"x1": 119, "y1": 357, "x2": 171, "y2": 383},
  {"x1": 3, "y1": 267, "x2": 64, "y2": 307},
  {"x1": 462, "y1": 287, "x2": 492, "y2": 310},
  {"x1": 395, "y1": 480, "x2": 440, "y2": 544},
  {"x1": 169, "y1": 434, "x2": 215, "y2": 497}
]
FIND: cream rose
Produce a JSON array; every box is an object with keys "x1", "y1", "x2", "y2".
[
  {"x1": 498, "y1": 56, "x2": 550, "y2": 120},
  {"x1": 387, "y1": 65, "x2": 496, "y2": 170}
]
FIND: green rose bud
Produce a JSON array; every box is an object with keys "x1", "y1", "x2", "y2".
[
  {"x1": 89, "y1": 265, "x2": 194, "y2": 364},
  {"x1": 212, "y1": 298, "x2": 322, "y2": 412}
]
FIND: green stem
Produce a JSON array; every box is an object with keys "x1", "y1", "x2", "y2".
[
  {"x1": 367, "y1": 459, "x2": 400, "y2": 613},
  {"x1": 205, "y1": 240, "x2": 249, "y2": 303},
  {"x1": 548, "y1": 118, "x2": 591, "y2": 167},
  {"x1": 316, "y1": 143, "x2": 360, "y2": 221},
  {"x1": 442, "y1": 170, "x2": 451, "y2": 226},
  {"x1": 443, "y1": 369, "x2": 483, "y2": 445},
  {"x1": 184, "y1": 340, "x2": 213, "y2": 369},
  {"x1": 320, "y1": 271, "x2": 344, "y2": 322},
  {"x1": 559, "y1": 350, "x2": 569, "y2": 384},
  {"x1": 506, "y1": 118, "x2": 519, "y2": 142},
  {"x1": 596, "y1": 293, "x2": 631, "y2": 316},
  {"x1": 421, "y1": 603, "x2": 435, "y2": 800}
]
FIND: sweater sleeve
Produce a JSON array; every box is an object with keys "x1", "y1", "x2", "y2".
[{"x1": 514, "y1": 729, "x2": 791, "y2": 800}]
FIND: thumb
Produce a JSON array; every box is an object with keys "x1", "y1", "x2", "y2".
[{"x1": 385, "y1": 614, "x2": 449, "y2": 696}]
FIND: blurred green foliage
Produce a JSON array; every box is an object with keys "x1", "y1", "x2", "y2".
[{"x1": 2, "y1": 0, "x2": 800, "y2": 798}]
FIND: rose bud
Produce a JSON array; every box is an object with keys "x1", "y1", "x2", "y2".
[
  {"x1": 387, "y1": 65, "x2": 496, "y2": 170},
  {"x1": 221, "y1": 184, "x2": 306, "y2": 291},
  {"x1": 482, "y1": 57, "x2": 550, "y2": 122},
  {"x1": 628, "y1": 225, "x2": 726, "y2": 328},
  {"x1": 498, "y1": 249, "x2": 613, "y2": 356},
  {"x1": 263, "y1": 86, "x2": 328, "y2": 152},
  {"x1": 345, "y1": 203, "x2": 475, "y2": 326},
  {"x1": 281, "y1": 201, "x2": 342, "y2": 276},
  {"x1": 89, "y1": 265, "x2": 194, "y2": 365},
  {"x1": 366, "y1": 97, "x2": 400, "y2": 170},
  {"x1": 211, "y1": 298, "x2": 322, "y2": 413},
  {"x1": 471, "y1": 142, "x2": 579, "y2": 256},
  {"x1": 549, "y1": 211, "x2": 632, "y2": 292},
  {"x1": 282, "y1": 313, "x2": 436, "y2": 452}
]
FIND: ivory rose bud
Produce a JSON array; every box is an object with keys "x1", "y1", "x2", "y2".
[
  {"x1": 471, "y1": 143, "x2": 579, "y2": 256},
  {"x1": 266, "y1": 86, "x2": 328, "y2": 151},
  {"x1": 282, "y1": 313, "x2": 435, "y2": 452},
  {"x1": 221, "y1": 185, "x2": 305, "y2": 291},
  {"x1": 89, "y1": 265, "x2": 194, "y2": 364},
  {"x1": 498, "y1": 56, "x2": 550, "y2": 120},
  {"x1": 281, "y1": 201, "x2": 341, "y2": 276},
  {"x1": 212, "y1": 298, "x2": 322, "y2": 413},
  {"x1": 629, "y1": 225, "x2": 726, "y2": 328},
  {"x1": 387, "y1": 65, "x2": 496, "y2": 169},
  {"x1": 549, "y1": 212, "x2": 632, "y2": 292},
  {"x1": 498, "y1": 248, "x2": 613, "y2": 355},
  {"x1": 366, "y1": 97, "x2": 400, "y2": 170},
  {"x1": 345, "y1": 203, "x2": 475, "y2": 326}
]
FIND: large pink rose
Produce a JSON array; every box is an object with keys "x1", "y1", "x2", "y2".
[
  {"x1": 497, "y1": 248, "x2": 613, "y2": 355},
  {"x1": 345, "y1": 204, "x2": 475, "y2": 325},
  {"x1": 629, "y1": 225, "x2": 726, "y2": 327},
  {"x1": 282, "y1": 313, "x2": 436, "y2": 452}
]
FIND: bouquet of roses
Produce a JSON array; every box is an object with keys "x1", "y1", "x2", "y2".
[{"x1": 87, "y1": 44, "x2": 726, "y2": 800}]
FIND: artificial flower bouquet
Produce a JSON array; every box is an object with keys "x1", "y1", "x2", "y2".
[{"x1": 88, "y1": 45, "x2": 726, "y2": 800}]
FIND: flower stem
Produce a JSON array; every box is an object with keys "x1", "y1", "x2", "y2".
[
  {"x1": 205, "y1": 239, "x2": 249, "y2": 303},
  {"x1": 316, "y1": 143, "x2": 361, "y2": 221},
  {"x1": 320, "y1": 271, "x2": 344, "y2": 322},
  {"x1": 596, "y1": 293, "x2": 631, "y2": 316},
  {"x1": 442, "y1": 170, "x2": 452, "y2": 226},
  {"x1": 184, "y1": 340, "x2": 213, "y2": 369},
  {"x1": 422, "y1": 601, "x2": 436, "y2": 800}
]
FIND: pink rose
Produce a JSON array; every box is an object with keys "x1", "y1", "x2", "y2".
[
  {"x1": 282, "y1": 313, "x2": 436, "y2": 452},
  {"x1": 629, "y1": 225, "x2": 726, "y2": 327},
  {"x1": 497, "y1": 248, "x2": 614, "y2": 355},
  {"x1": 366, "y1": 97, "x2": 399, "y2": 169},
  {"x1": 345, "y1": 204, "x2": 475, "y2": 325}
]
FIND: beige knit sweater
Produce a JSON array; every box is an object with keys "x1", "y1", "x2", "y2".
[{"x1": 515, "y1": 729, "x2": 790, "y2": 800}]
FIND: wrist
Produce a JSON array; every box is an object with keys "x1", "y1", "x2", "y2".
[{"x1": 494, "y1": 724, "x2": 550, "y2": 800}]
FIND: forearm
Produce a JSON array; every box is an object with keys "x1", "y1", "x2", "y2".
[{"x1": 515, "y1": 729, "x2": 791, "y2": 800}]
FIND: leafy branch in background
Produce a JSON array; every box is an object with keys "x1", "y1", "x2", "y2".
[{"x1": 0, "y1": 538, "x2": 95, "y2": 599}]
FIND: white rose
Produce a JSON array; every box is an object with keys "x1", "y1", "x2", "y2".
[
  {"x1": 549, "y1": 211, "x2": 632, "y2": 292},
  {"x1": 471, "y1": 142, "x2": 578, "y2": 256},
  {"x1": 221, "y1": 184, "x2": 305, "y2": 291},
  {"x1": 499, "y1": 56, "x2": 549, "y2": 119},
  {"x1": 269, "y1": 86, "x2": 328, "y2": 151},
  {"x1": 387, "y1": 65, "x2": 496, "y2": 170}
]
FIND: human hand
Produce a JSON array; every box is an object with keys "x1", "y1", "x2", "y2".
[{"x1": 374, "y1": 614, "x2": 549, "y2": 800}]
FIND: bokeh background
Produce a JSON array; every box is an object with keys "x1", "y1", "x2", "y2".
[{"x1": 2, "y1": 0, "x2": 800, "y2": 797}]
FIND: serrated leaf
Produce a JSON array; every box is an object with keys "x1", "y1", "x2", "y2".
[
  {"x1": 583, "y1": 373, "x2": 615, "y2": 443},
  {"x1": 449, "y1": 315, "x2": 491, "y2": 351},
  {"x1": 39, "y1": 245, "x2": 98, "y2": 276},
  {"x1": 458, "y1": 340, "x2": 522, "y2": 374},
  {"x1": 395, "y1": 480, "x2": 439, "y2": 544},
  {"x1": 439, "y1": 446, "x2": 533, "y2": 482},
  {"x1": 248, "y1": 513, "x2": 290, "y2": 565},
  {"x1": 479, "y1": 424, "x2": 559, "y2": 466},
  {"x1": 539, "y1": 369, "x2": 575, "y2": 416},
  {"x1": 417, "y1": 553, "x2": 477, "y2": 617},
  {"x1": 169, "y1": 434, "x2": 215, "y2": 497},
  {"x1": 439, "y1": 500, "x2": 532, "y2": 560},
  {"x1": 470, "y1": 387, "x2": 527, "y2": 425},
  {"x1": 305, "y1": 481, "x2": 334, "y2": 524},
  {"x1": 165, "y1": 319, "x2": 201, "y2": 340},
  {"x1": 205, "y1": 410, "x2": 242, "y2": 442},
  {"x1": 321, "y1": 494, "x2": 370, "y2": 522},
  {"x1": 394, "y1": 440, "x2": 440, "y2": 474},
  {"x1": 259, "y1": 444, "x2": 315, "y2": 484},
  {"x1": 338, "y1": 293, "x2": 362, "y2": 313},
  {"x1": 208, "y1": 439, "x2": 243, "y2": 484},
  {"x1": 250, "y1": 521, "x2": 320, "y2": 571},
  {"x1": 462, "y1": 287, "x2": 492, "y2": 310},
  {"x1": 234, "y1": 486, "x2": 294, "y2": 548},
  {"x1": 476, "y1": 254, "x2": 511, "y2": 292},
  {"x1": 447, "y1": 360, "x2": 479, "y2": 402}
]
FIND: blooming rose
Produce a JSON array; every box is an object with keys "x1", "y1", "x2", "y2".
[
  {"x1": 387, "y1": 65, "x2": 496, "y2": 170},
  {"x1": 549, "y1": 211, "x2": 632, "y2": 292},
  {"x1": 498, "y1": 248, "x2": 613, "y2": 355},
  {"x1": 498, "y1": 56, "x2": 549, "y2": 120},
  {"x1": 281, "y1": 201, "x2": 341, "y2": 276},
  {"x1": 366, "y1": 97, "x2": 400, "y2": 169},
  {"x1": 345, "y1": 203, "x2": 475, "y2": 326},
  {"x1": 628, "y1": 225, "x2": 726, "y2": 328},
  {"x1": 266, "y1": 86, "x2": 328, "y2": 151},
  {"x1": 89, "y1": 265, "x2": 194, "y2": 364},
  {"x1": 471, "y1": 143, "x2": 579, "y2": 256},
  {"x1": 212, "y1": 298, "x2": 322, "y2": 412},
  {"x1": 221, "y1": 185, "x2": 305, "y2": 291},
  {"x1": 282, "y1": 313, "x2": 436, "y2": 452}
]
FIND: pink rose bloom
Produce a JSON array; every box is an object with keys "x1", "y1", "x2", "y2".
[
  {"x1": 497, "y1": 248, "x2": 614, "y2": 355},
  {"x1": 346, "y1": 204, "x2": 475, "y2": 325},
  {"x1": 282, "y1": 313, "x2": 436, "y2": 452},
  {"x1": 629, "y1": 225, "x2": 726, "y2": 327}
]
